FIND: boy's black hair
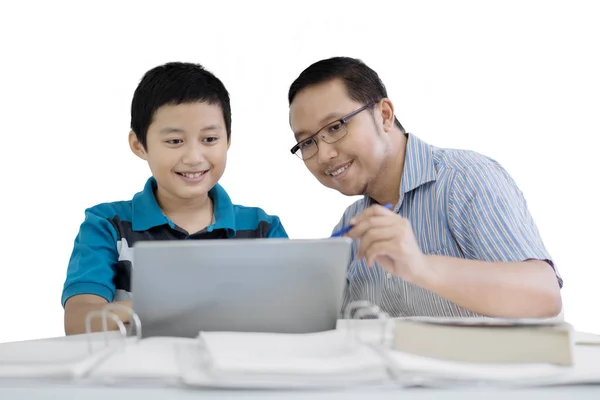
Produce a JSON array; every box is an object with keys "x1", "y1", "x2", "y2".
[{"x1": 131, "y1": 62, "x2": 232, "y2": 148}]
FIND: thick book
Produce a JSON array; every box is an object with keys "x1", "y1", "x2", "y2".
[{"x1": 392, "y1": 317, "x2": 574, "y2": 365}]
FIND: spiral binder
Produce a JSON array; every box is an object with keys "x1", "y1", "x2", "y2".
[
  {"x1": 343, "y1": 300, "x2": 392, "y2": 346},
  {"x1": 84, "y1": 303, "x2": 142, "y2": 354},
  {"x1": 0, "y1": 303, "x2": 143, "y2": 380}
]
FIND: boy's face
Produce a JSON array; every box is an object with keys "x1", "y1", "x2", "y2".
[
  {"x1": 130, "y1": 102, "x2": 229, "y2": 203},
  {"x1": 289, "y1": 79, "x2": 390, "y2": 197}
]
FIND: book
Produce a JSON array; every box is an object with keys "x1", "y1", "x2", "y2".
[{"x1": 391, "y1": 317, "x2": 574, "y2": 365}]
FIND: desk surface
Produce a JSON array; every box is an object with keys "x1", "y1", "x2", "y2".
[
  {"x1": 1, "y1": 385, "x2": 600, "y2": 399},
  {"x1": 1, "y1": 324, "x2": 599, "y2": 398}
]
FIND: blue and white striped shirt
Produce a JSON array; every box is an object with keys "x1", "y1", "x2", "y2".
[{"x1": 335, "y1": 133, "x2": 561, "y2": 318}]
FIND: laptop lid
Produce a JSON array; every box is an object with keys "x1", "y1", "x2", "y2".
[{"x1": 131, "y1": 238, "x2": 351, "y2": 338}]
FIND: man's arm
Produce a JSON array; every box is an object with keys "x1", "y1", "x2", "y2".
[
  {"x1": 441, "y1": 161, "x2": 563, "y2": 317},
  {"x1": 416, "y1": 257, "x2": 562, "y2": 318},
  {"x1": 64, "y1": 294, "x2": 132, "y2": 335},
  {"x1": 349, "y1": 161, "x2": 563, "y2": 318}
]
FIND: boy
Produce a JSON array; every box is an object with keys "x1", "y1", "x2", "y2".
[{"x1": 62, "y1": 62, "x2": 287, "y2": 334}]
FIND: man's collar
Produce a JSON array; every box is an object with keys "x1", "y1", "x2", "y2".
[
  {"x1": 399, "y1": 133, "x2": 437, "y2": 195},
  {"x1": 366, "y1": 133, "x2": 437, "y2": 207}
]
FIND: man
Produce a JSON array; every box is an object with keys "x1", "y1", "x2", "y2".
[
  {"x1": 62, "y1": 62, "x2": 287, "y2": 334},
  {"x1": 287, "y1": 56, "x2": 562, "y2": 318}
]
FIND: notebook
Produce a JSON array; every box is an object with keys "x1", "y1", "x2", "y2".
[
  {"x1": 0, "y1": 334, "x2": 125, "y2": 379},
  {"x1": 86, "y1": 337, "x2": 194, "y2": 386}
]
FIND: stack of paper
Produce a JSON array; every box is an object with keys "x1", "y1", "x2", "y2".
[
  {"x1": 386, "y1": 350, "x2": 570, "y2": 388},
  {"x1": 182, "y1": 329, "x2": 390, "y2": 389}
]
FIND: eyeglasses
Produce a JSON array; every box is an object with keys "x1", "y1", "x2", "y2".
[{"x1": 290, "y1": 101, "x2": 378, "y2": 160}]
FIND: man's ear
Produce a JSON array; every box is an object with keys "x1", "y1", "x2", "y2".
[
  {"x1": 129, "y1": 130, "x2": 147, "y2": 160},
  {"x1": 379, "y1": 98, "x2": 396, "y2": 132},
  {"x1": 227, "y1": 136, "x2": 231, "y2": 150}
]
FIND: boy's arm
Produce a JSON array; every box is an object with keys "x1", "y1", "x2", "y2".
[
  {"x1": 64, "y1": 295, "x2": 132, "y2": 335},
  {"x1": 62, "y1": 206, "x2": 124, "y2": 335}
]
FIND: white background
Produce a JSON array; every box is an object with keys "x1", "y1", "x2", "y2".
[{"x1": 0, "y1": 0, "x2": 598, "y2": 343}]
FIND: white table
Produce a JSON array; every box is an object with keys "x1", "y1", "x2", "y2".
[{"x1": 1, "y1": 385, "x2": 600, "y2": 399}]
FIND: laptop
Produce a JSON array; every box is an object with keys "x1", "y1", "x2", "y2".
[{"x1": 131, "y1": 237, "x2": 352, "y2": 338}]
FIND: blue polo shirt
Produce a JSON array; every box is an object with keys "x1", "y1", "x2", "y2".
[{"x1": 61, "y1": 177, "x2": 288, "y2": 306}]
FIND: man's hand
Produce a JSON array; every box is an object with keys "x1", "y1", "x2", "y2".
[
  {"x1": 347, "y1": 204, "x2": 562, "y2": 318},
  {"x1": 347, "y1": 204, "x2": 429, "y2": 284}
]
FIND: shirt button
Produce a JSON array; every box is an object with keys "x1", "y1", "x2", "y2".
[{"x1": 387, "y1": 272, "x2": 392, "y2": 279}]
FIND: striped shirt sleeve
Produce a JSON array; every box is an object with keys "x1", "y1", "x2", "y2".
[{"x1": 447, "y1": 162, "x2": 562, "y2": 287}]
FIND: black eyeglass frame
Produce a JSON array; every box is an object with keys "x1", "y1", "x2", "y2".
[{"x1": 290, "y1": 101, "x2": 379, "y2": 159}]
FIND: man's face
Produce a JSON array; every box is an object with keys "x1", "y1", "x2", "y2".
[
  {"x1": 289, "y1": 79, "x2": 389, "y2": 197},
  {"x1": 130, "y1": 102, "x2": 229, "y2": 203}
]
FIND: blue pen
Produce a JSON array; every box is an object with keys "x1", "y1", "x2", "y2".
[{"x1": 330, "y1": 203, "x2": 393, "y2": 237}]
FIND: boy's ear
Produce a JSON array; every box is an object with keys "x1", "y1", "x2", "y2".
[{"x1": 129, "y1": 130, "x2": 147, "y2": 160}]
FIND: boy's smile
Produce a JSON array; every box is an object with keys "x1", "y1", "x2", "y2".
[
  {"x1": 129, "y1": 102, "x2": 230, "y2": 209},
  {"x1": 176, "y1": 170, "x2": 209, "y2": 183}
]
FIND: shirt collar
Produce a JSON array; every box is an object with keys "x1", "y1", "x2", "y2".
[
  {"x1": 365, "y1": 133, "x2": 437, "y2": 207},
  {"x1": 207, "y1": 182, "x2": 236, "y2": 237},
  {"x1": 132, "y1": 177, "x2": 170, "y2": 231},
  {"x1": 132, "y1": 177, "x2": 237, "y2": 236},
  {"x1": 399, "y1": 133, "x2": 437, "y2": 195}
]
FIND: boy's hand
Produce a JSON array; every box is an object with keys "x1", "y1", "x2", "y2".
[{"x1": 64, "y1": 296, "x2": 133, "y2": 335}]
